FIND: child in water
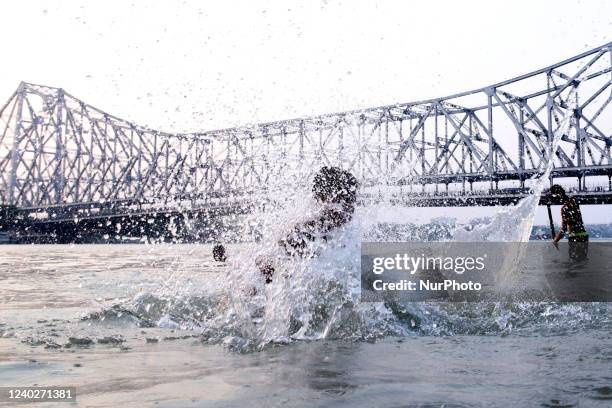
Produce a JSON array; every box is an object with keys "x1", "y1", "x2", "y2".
[
  {"x1": 256, "y1": 166, "x2": 359, "y2": 283},
  {"x1": 549, "y1": 184, "x2": 589, "y2": 260}
]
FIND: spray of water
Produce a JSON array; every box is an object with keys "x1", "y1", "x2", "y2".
[
  {"x1": 95, "y1": 81, "x2": 612, "y2": 351},
  {"x1": 453, "y1": 88, "x2": 577, "y2": 242},
  {"x1": 213, "y1": 86, "x2": 579, "y2": 347}
]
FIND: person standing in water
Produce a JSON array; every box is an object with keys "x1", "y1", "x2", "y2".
[
  {"x1": 550, "y1": 184, "x2": 589, "y2": 260},
  {"x1": 256, "y1": 166, "x2": 359, "y2": 283}
]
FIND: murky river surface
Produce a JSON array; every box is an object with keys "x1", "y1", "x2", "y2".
[{"x1": 0, "y1": 244, "x2": 611, "y2": 407}]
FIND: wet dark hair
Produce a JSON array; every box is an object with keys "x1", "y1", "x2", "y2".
[
  {"x1": 549, "y1": 184, "x2": 567, "y2": 197},
  {"x1": 212, "y1": 243, "x2": 226, "y2": 262},
  {"x1": 312, "y1": 166, "x2": 359, "y2": 205}
]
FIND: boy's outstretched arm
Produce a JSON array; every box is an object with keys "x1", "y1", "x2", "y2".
[{"x1": 553, "y1": 211, "x2": 567, "y2": 249}]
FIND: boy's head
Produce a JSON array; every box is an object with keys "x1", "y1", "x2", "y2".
[
  {"x1": 312, "y1": 166, "x2": 358, "y2": 205},
  {"x1": 549, "y1": 184, "x2": 567, "y2": 198},
  {"x1": 212, "y1": 243, "x2": 226, "y2": 262}
]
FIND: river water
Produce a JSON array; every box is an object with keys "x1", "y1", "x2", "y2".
[
  {"x1": 0, "y1": 244, "x2": 611, "y2": 407},
  {"x1": 1, "y1": 92, "x2": 611, "y2": 406}
]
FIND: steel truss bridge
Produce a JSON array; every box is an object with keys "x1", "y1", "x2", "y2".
[{"x1": 1, "y1": 42, "x2": 611, "y2": 237}]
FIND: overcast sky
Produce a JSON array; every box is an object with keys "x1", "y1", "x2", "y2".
[{"x1": 1, "y1": 0, "x2": 611, "y2": 224}]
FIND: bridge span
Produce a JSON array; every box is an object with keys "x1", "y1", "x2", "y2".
[{"x1": 1, "y1": 42, "x2": 611, "y2": 241}]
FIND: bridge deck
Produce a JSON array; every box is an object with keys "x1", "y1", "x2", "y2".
[{"x1": 6, "y1": 189, "x2": 611, "y2": 227}]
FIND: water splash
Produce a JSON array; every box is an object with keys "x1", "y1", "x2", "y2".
[
  {"x1": 83, "y1": 82, "x2": 612, "y2": 351},
  {"x1": 453, "y1": 87, "x2": 577, "y2": 243}
]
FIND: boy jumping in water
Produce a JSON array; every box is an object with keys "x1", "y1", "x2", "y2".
[{"x1": 256, "y1": 166, "x2": 359, "y2": 283}]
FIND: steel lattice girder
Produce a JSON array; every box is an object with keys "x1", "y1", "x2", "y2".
[{"x1": 0, "y1": 42, "x2": 611, "y2": 210}]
